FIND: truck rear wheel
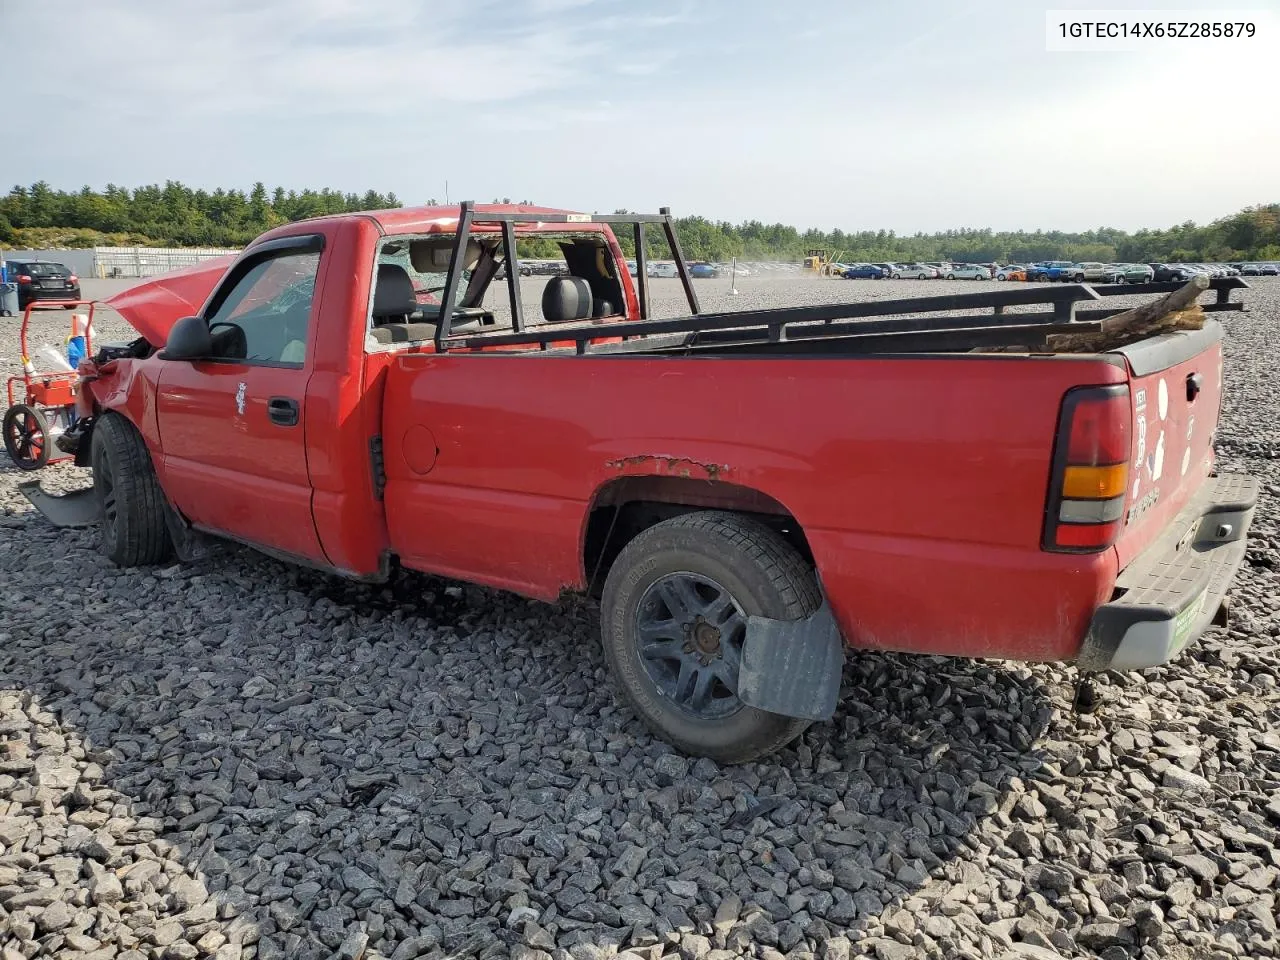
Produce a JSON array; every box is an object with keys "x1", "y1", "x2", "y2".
[
  {"x1": 91, "y1": 413, "x2": 173, "y2": 566},
  {"x1": 600, "y1": 511, "x2": 822, "y2": 764}
]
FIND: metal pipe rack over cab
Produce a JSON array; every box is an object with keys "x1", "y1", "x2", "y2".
[{"x1": 26, "y1": 202, "x2": 1257, "y2": 763}]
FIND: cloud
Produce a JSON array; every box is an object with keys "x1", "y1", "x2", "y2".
[
  {"x1": 528, "y1": 0, "x2": 600, "y2": 12},
  {"x1": 615, "y1": 57, "x2": 674, "y2": 76},
  {"x1": 6, "y1": 0, "x2": 1278, "y2": 232},
  {"x1": 39, "y1": 1, "x2": 605, "y2": 115},
  {"x1": 476, "y1": 101, "x2": 617, "y2": 133}
]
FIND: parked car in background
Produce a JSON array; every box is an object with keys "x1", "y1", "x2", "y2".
[
  {"x1": 689, "y1": 262, "x2": 720, "y2": 279},
  {"x1": 995, "y1": 264, "x2": 1027, "y2": 281},
  {"x1": 647, "y1": 261, "x2": 679, "y2": 278},
  {"x1": 841, "y1": 263, "x2": 889, "y2": 279},
  {"x1": 1027, "y1": 261, "x2": 1074, "y2": 282},
  {"x1": 495, "y1": 259, "x2": 535, "y2": 279},
  {"x1": 525, "y1": 260, "x2": 568, "y2": 277},
  {"x1": 1106, "y1": 263, "x2": 1156, "y2": 284},
  {"x1": 1150, "y1": 263, "x2": 1205, "y2": 282},
  {"x1": 890, "y1": 263, "x2": 938, "y2": 279},
  {"x1": 1261, "y1": 263, "x2": 1280, "y2": 276},
  {"x1": 923, "y1": 262, "x2": 951, "y2": 277},
  {"x1": 945, "y1": 263, "x2": 991, "y2": 280},
  {"x1": 1066, "y1": 262, "x2": 1110, "y2": 282},
  {"x1": 872, "y1": 263, "x2": 897, "y2": 276},
  {"x1": 8, "y1": 259, "x2": 81, "y2": 310}
]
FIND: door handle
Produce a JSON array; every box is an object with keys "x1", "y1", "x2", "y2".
[{"x1": 268, "y1": 396, "x2": 300, "y2": 426}]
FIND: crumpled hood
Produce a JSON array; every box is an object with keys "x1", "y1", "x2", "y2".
[{"x1": 105, "y1": 255, "x2": 237, "y2": 347}]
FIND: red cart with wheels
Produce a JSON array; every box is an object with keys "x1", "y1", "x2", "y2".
[{"x1": 4, "y1": 300, "x2": 95, "y2": 470}]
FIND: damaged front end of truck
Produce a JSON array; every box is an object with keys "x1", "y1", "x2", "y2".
[{"x1": 18, "y1": 257, "x2": 232, "y2": 528}]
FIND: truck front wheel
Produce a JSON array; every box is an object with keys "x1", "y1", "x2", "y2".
[
  {"x1": 600, "y1": 511, "x2": 822, "y2": 764},
  {"x1": 91, "y1": 413, "x2": 173, "y2": 566}
]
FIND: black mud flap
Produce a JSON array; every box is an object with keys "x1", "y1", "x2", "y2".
[
  {"x1": 163, "y1": 500, "x2": 212, "y2": 562},
  {"x1": 18, "y1": 481, "x2": 99, "y2": 528},
  {"x1": 737, "y1": 601, "x2": 845, "y2": 721}
]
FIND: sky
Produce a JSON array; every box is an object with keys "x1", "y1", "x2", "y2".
[{"x1": 8, "y1": 0, "x2": 1280, "y2": 234}]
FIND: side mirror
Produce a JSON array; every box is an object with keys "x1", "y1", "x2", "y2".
[{"x1": 159, "y1": 315, "x2": 213, "y2": 361}]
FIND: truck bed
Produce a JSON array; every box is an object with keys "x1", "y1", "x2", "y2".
[{"x1": 375, "y1": 277, "x2": 1246, "y2": 667}]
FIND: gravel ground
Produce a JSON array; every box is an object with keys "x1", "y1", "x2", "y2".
[{"x1": 1, "y1": 276, "x2": 1278, "y2": 960}]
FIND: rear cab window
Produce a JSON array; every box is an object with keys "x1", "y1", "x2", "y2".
[{"x1": 364, "y1": 230, "x2": 628, "y2": 352}]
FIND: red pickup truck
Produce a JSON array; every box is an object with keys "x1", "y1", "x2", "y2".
[{"x1": 28, "y1": 203, "x2": 1257, "y2": 762}]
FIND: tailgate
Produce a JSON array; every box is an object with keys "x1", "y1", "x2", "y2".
[{"x1": 1112, "y1": 322, "x2": 1223, "y2": 570}]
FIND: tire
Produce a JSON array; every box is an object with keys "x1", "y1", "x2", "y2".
[
  {"x1": 3, "y1": 404, "x2": 50, "y2": 470},
  {"x1": 891, "y1": 273, "x2": 901, "y2": 279},
  {"x1": 996, "y1": 274, "x2": 1007, "y2": 281},
  {"x1": 946, "y1": 273, "x2": 956, "y2": 280},
  {"x1": 91, "y1": 412, "x2": 173, "y2": 566},
  {"x1": 1073, "y1": 274, "x2": 1084, "y2": 282},
  {"x1": 600, "y1": 511, "x2": 822, "y2": 764}
]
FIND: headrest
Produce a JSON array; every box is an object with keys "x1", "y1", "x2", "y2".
[
  {"x1": 373, "y1": 264, "x2": 417, "y2": 318},
  {"x1": 542, "y1": 276, "x2": 593, "y2": 323},
  {"x1": 409, "y1": 238, "x2": 482, "y2": 273}
]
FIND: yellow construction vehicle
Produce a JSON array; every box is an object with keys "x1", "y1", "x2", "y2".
[{"x1": 801, "y1": 249, "x2": 847, "y2": 276}]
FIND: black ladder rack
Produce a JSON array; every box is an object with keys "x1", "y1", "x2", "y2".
[
  {"x1": 424, "y1": 202, "x2": 1250, "y2": 356},
  {"x1": 447, "y1": 277, "x2": 1247, "y2": 356}
]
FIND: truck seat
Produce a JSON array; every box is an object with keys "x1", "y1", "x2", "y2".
[
  {"x1": 542, "y1": 276, "x2": 593, "y2": 323},
  {"x1": 370, "y1": 263, "x2": 436, "y2": 344}
]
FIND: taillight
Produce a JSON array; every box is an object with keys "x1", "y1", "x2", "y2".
[
  {"x1": 1043, "y1": 384, "x2": 1131, "y2": 553},
  {"x1": 68, "y1": 275, "x2": 78, "y2": 284},
  {"x1": 17, "y1": 274, "x2": 31, "y2": 284}
]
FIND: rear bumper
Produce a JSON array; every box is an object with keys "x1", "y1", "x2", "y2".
[
  {"x1": 22, "y1": 287, "x2": 80, "y2": 302},
  {"x1": 1077, "y1": 473, "x2": 1258, "y2": 671}
]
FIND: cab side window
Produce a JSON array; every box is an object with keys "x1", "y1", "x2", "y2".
[{"x1": 204, "y1": 252, "x2": 320, "y2": 365}]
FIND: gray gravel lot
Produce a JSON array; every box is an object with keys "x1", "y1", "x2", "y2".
[{"x1": 1, "y1": 275, "x2": 1279, "y2": 960}]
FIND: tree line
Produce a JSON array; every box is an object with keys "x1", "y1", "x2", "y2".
[
  {"x1": 0, "y1": 181, "x2": 401, "y2": 248},
  {"x1": 608, "y1": 206, "x2": 1280, "y2": 264},
  {"x1": 2, "y1": 181, "x2": 1277, "y2": 264}
]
